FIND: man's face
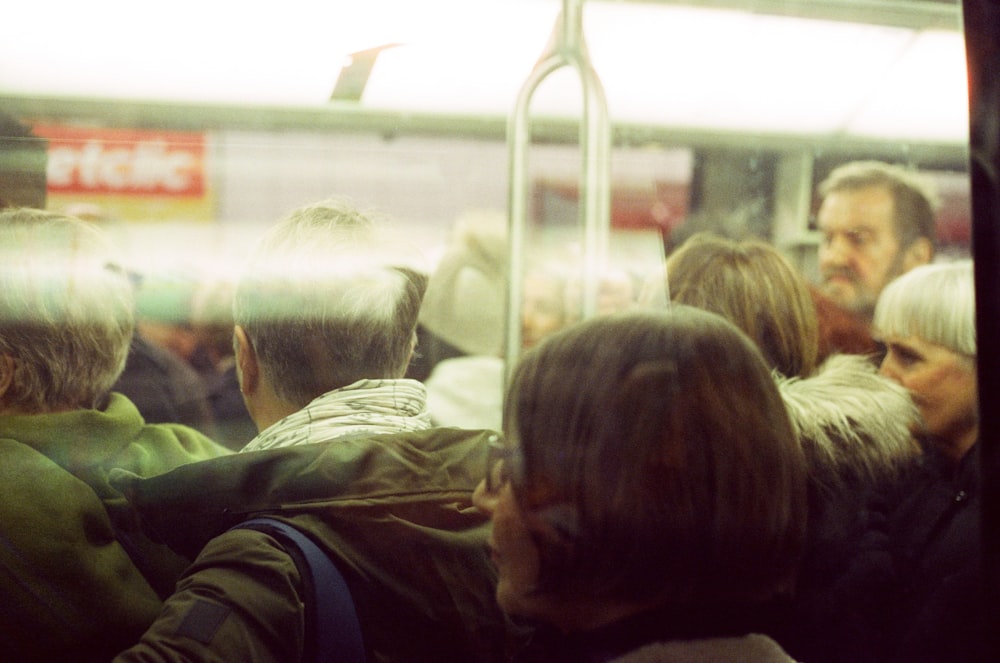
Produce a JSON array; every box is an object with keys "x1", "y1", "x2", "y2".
[{"x1": 817, "y1": 185, "x2": 908, "y2": 318}]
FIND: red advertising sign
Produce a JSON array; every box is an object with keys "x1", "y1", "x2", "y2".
[{"x1": 33, "y1": 124, "x2": 206, "y2": 197}]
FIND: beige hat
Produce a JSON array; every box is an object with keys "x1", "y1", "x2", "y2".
[{"x1": 419, "y1": 210, "x2": 508, "y2": 357}]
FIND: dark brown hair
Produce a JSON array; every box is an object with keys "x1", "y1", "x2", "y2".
[{"x1": 505, "y1": 307, "x2": 807, "y2": 609}]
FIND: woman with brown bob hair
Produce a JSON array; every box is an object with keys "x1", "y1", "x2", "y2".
[
  {"x1": 667, "y1": 232, "x2": 919, "y2": 486},
  {"x1": 666, "y1": 232, "x2": 921, "y2": 663},
  {"x1": 666, "y1": 232, "x2": 819, "y2": 378},
  {"x1": 474, "y1": 307, "x2": 808, "y2": 662}
]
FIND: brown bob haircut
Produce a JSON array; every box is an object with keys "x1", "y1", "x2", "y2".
[
  {"x1": 504, "y1": 307, "x2": 807, "y2": 609},
  {"x1": 667, "y1": 232, "x2": 819, "y2": 378}
]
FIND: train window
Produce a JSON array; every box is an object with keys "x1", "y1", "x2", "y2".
[
  {"x1": 1, "y1": 0, "x2": 969, "y2": 275},
  {"x1": 0, "y1": 0, "x2": 973, "y2": 438},
  {"x1": 0, "y1": 0, "x2": 973, "y2": 415}
]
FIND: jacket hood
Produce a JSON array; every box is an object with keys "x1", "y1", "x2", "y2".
[{"x1": 775, "y1": 353, "x2": 921, "y2": 487}]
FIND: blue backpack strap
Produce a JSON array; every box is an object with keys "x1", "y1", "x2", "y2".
[{"x1": 233, "y1": 517, "x2": 366, "y2": 663}]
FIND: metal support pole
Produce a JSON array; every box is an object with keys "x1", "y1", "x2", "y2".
[{"x1": 505, "y1": 0, "x2": 611, "y2": 381}]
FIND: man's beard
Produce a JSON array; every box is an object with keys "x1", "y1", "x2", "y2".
[{"x1": 822, "y1": 250, "x2": 910, "y2": 320}]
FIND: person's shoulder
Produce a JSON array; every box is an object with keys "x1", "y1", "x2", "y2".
[
  {"x1": 611, "y1": 634, "x2": 798, "y2": 663},
  {"x1": 365, "y1": 426, "x2": 500, "y2": 469},
  {"x1": 0, "y1": 436, "x2": 130, "y2": 555},
  {"x1": 0, "y1": 437, "x2": 163, "y2": 662},
  {"x1": 115, "y1": 409, "x2": 232, "y2": 472},
  {"x1": 109, "y1": 429, "x2": 494, "y2": 557},
  {"x1": 106, "y1": 388, "x2": 227, "y2": 458},
  {"x1": 380, "y1": 425, "x2": 499, "y2": 447},
  {"x1": 141, "y1": 422, "x2": 233, "y2": 459},
  {"x1": 0, "y1": 435, "x2": 90, "y2": 490}
]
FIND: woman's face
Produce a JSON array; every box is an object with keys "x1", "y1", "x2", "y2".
[
  {"x1": 521, "y1": 274, "x2": 566, "y2": 349},
  {"x1": 878, "y1": 332, "x2": 978, "y2": 460},
  {"x1": 472, "y1": 446, "x2": 551, "y2": 621}
]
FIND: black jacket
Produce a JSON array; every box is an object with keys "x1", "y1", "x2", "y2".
[{"x1": 886, "y1": 442, "x2": 989, "y2": 663}]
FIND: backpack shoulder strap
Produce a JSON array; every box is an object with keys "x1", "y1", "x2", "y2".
[{"x1": 233, "y1": 517, "x2": 366, "y2": 663}]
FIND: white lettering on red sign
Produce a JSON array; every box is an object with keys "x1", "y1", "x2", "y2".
[{"x1": 36, "y1": 125, "x2": 205, "y2": 197}]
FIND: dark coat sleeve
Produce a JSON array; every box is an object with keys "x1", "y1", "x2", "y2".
[{"x1": 113, "y1": 528, "x2": 305, "y2": 663}]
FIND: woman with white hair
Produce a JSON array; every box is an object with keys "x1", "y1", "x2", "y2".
[
  {"x1": 875, "y1": 261, "x2": 978, "y2": 463},
  {"x1": 872, "y1": 260, "x2": 987, "y2": 662}
]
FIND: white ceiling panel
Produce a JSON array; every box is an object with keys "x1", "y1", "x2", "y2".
[{"x1": 0, "y1": 0, "x2": 968, "y2": 143}]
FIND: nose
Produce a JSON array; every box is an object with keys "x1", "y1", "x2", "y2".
[
  {"x1": 819, "y1": 234, "x2": 850, "y2": 269},
  {"x1": 878, "y1": 354, "x2": 901, "y2": 383},
  {"x1": 472, "y1": 479, "x2": 497, "y2": 517}
]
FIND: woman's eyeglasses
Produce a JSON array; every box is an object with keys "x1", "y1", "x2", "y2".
[{"x1": 484, "y1": 434, "x2": 516, "y2": 496}]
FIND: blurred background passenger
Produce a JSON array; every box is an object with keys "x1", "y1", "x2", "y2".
[
  {"x1": 814, "y1": 160, "x2": 938, "y2": 355},
  {"x1": 0, "y1": 208, "x2": 230, "y2": 662},
  {"x1": 521, "y1": 261, "x2": 570, "y2": 350},
  {"x1": 59, "y1": 203, "x2": 219, "y2": 438},
  {"x1": 113, "y1": 271, "x2": 217, "y2": 437},
  {"x1": 474, "y1": 307, "x2": 807, "y2": 662},
  {"x1": 418, "y1": 209, "x2": 507, "y2": 430},
  {"x1": 561, "y1": 266, "x2": 638, "y2": 326},
  {"x1": 0, "y1": 113, "x2": 47, "y2": 210},
  {"x1": 666, "y1": 232, "x2": 921, "y2": 663},
  {"x1": 872, "y1": 260, "x2": 987, "y2": 662},
  {"x1": 186, "y1": 277, "x2": 256, "y2": 450}
]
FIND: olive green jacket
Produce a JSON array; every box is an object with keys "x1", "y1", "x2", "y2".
[
  {"x1": 112, "y1": 427, "x2": 522, "y2": 663},
  {"x1": 0, "y1": 393, "x2": 232, "y2": 662}
]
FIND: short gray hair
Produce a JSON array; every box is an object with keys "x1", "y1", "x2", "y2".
[
  {"x1": 873, "y1": 260, "x2": 975, "y2": 357},
  {"x1": 233, "y1": 198, "x2": 426, "y2": 407},
  {"x1": 0, "y1": 208, "x2": 134, "y2": 411}
]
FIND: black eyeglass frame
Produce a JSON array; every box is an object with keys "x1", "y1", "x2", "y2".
[{"x1": 484, "y1": 434, "x2": 518, "y2": 496}]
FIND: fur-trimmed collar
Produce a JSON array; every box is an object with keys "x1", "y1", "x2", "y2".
[{"x1": 775, "y1": 354, "x2": 921, "y2": 487}]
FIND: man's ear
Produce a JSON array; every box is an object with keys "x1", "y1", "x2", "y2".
[
  {"x1": 233, "y1": 326, "x2": 258, "y2": 396},
  {"x1": 901, "y1": 237, "x2": 933, "y2": 271},
  {"x1": 0, "y1": 355, "x2": 15, "y2": 402},
  {"x1": 399, "y1": 331, "x2": 418, "y2": 377}
]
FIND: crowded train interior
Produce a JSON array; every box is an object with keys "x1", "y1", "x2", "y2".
[{"x1": 1, "y1": 0, "x2": 998, "y2": 661}]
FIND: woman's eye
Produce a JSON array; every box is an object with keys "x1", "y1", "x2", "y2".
[
  {"x1": 893, "y1": 348, "x2": 920, "y2": 366},
  {"x1": 847, "y1": 232, "x2": 867, "y2": 248}
]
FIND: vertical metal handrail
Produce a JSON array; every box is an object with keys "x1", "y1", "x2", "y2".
[{"x1": 504, "y1": 0, "x2": 611, "y2": 381}]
